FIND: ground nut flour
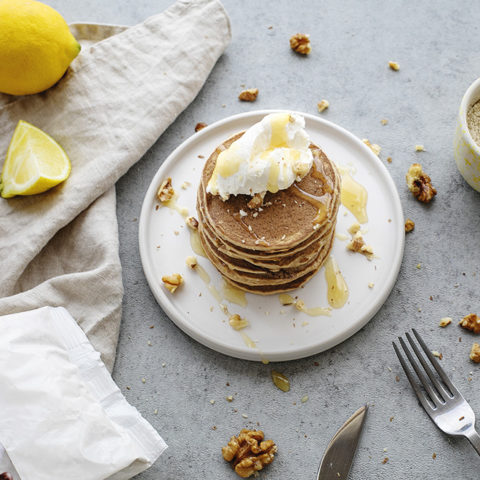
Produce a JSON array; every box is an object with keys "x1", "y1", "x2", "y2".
[{"x1": 467, "y1": 100, "x2": 480, "y2": 146}]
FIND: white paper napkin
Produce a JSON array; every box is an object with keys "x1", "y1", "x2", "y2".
[
  {"x1": 0, "y1": 0, "x2": 231, "y2": 371},
  {"x1": 0, "y1": 306, "x2": 167, "y2": 480}
]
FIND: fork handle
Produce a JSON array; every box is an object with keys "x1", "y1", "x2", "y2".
[{"x1": 466, "y1": 429, "x2": 480, "y2": 455}]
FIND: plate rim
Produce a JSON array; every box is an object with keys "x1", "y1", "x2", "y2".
[{"x1": 139, "y1": 109, "x2": 405, "y2": 361}]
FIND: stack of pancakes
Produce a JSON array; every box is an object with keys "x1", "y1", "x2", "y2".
[{"x1": 196, "y1": 132, "x2": 341, "y2": 294}]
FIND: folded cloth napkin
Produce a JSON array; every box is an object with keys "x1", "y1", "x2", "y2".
[
  {"x1": 0, "y1": 306, "x2": 167, "y2": 480},
  {"x1": 0, "y1": 0, "x2": 231, "y2": 371}
]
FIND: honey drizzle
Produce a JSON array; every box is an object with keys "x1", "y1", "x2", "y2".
[
  {"x1": 278, "y1": 294, "x2": 330, "y2": 316},
  {"x1": 340, "y1": 171, "x2": 368, "y2": 224},
  {"x1": 164, "y1": 194, "x2": 189, "y2": 218},
  {"x1": 222, "y1": 280, "x2": 247, "y2": 307},
  {"x1": 324, "y1": 256, "x2": 349, "y2": 308},
  {"x1": 298, "y1": 304, "x2": 331, "y2": 317},
  {"x1": 192, "y1": 260, "x2": 254, "y2": 347},
  {"x1": 190, "y1": 230, "x2": 206, "y2": 257},
  {"x1": 288, "y1": 157, "x2": 332, "y2": 224}
]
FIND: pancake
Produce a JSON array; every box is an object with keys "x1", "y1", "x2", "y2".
[{"x1": 196, "y1": 130, "x2": 341, "y2": 294}]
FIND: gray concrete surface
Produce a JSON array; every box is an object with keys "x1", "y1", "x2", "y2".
[{"x1": 53, "y1": 1, "x2": 480, "y2": 478}]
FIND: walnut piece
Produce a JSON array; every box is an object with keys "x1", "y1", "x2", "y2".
[
  {"x1": 0, "y1": 474, "x2": 13, "y2": 480},
  {"x1": 460, "y1": 313, "x2": 480, "y2": 334},
  {"x1": 186, "y1": 216, "x2": 199, "y2": 230},
  {"x1": 439, "y1": 317, "x2": 452, "y2": 328},
  {"x1": 317, "y1": 99, "x2": 329, "y2": 113},
  {"x1": 247, "y1": 192, "x2": 265, "y2": 209},
  {"x1": 185, "y1": 256, "x2": 198, "y2": 269},
  {"x1": 347, "y1": 231, "x2": 374, "y2": 259},
  {"x1": 157, "y1": 177, "x2": 175, "y2": 203},
  {"x1": 195, "y1": 122, "x2": 207, "y2": 132},
  {"x1": 238, "y1": 88, "x2": 259, "y2": 102},
  {"x1": 406, "y1": 163, "x2": 437, "y2": 203},
  {"x1": 470, "y1": 343, "x2": 480, "y2": 363},
  {"x1": 222, "y1": 429, "x2": 277, "y2": 478},
  {"x1": 161, "y1": 273, "x2": 183, "y2": 293},
  {"x1": 389, "y1": 61, "x2": 400, "y2": 71},
  {"x1": 405, "y1": 218, "x2": 415, "y2": 233},
  {"x1": 229, "y1": 313, "x2": 249, "y2": 331},
  {"x1": 290, "y1": 33, "x2": 311, "y2": 55}
]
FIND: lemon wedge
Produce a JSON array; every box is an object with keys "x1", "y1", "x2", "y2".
[{"x1": 0, "y1": 120, "x2": 71, "y2": 198}]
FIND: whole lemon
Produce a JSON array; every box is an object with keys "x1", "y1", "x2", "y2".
[{"x1": 0, "y1": 0, "x2": 81, "y2": 95}]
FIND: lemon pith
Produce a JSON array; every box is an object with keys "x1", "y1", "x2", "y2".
[
  {"x1": 0, "y1": 0, "x2": 81, "y2": 95},
  {"x1": 0, "y1": 120, "x2": 71, "y2": 198}
]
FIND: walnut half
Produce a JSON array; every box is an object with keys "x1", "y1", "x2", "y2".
[
  {"x1": 161, "y1": 273, "x2": 183, "y2": 293},
  {"x1": 290, "y1": 33, "x2": 311, "y2": 55},
  {"x1": 406, "y1": 163, "x2": 437, "y2": 203},
  {"x1": 460, "y1": 313, "x2": 480, "y2": 334},
  {"x1": 238, "y1": 88, "x2": 259, "y2": 102},
  {"x1": 222, "y1": 429, "x2": 277, "y2": 478},
  {"x1": 157, "y1": 177, "x2": 175, "y2": 203},
  {"x1": 470, "y1": 343, "x2": 480, "y2": 363}
]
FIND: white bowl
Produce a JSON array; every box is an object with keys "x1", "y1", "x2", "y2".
[{"x1": 454, "y1": 77, "x2": 480, "y2": 192}]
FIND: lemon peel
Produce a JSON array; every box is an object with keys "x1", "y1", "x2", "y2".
[{"x1": 0, "y1": 0, "x2": 81, "y2": 95}]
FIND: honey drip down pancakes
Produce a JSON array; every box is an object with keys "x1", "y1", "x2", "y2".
[{"x1": 196, "y1": 132, "x2": 341, "y2": 294}]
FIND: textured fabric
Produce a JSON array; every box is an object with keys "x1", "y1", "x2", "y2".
[{"x1": 0, "y1": 0, "x2": 231, "y2": 371}]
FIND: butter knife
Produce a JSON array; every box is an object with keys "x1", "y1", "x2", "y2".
[{"x1": 317, "y1": 405, "x2": 368, "y2": 480}]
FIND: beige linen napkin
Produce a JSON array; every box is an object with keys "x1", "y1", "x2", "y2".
[{"x1": 0, "y1": 0, "x2": 231, "y2": 371}]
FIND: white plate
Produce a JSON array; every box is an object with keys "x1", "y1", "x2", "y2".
[{"x1": 139, "y1": 110, "x2": 404, "y2": 361}]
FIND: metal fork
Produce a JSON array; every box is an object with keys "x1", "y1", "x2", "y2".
[{"x1": 393, "y1": 329, "x2": 480, "y2": 455}]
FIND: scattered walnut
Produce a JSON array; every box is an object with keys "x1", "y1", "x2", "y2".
[
  {"x1": 415, "y1": 144, "x2": 425, "y2": 152},
  {"x1": 405, "y1": 218, "x2": 415, "y2": 233},
  {"x1": 431, "y1": 350, "x2": 443, "y2": 360},
  {"x1": 222, "y1": 429, "x2": 277, "y2": 478},
  {"x1": 185, "y1": 256, "x2": 198, "y2": 269},
  {"x1": 470, "y1": 343, "x2": 480, "y2": 363},
  {"x1": 195, "y1": 122, "x2": 207, "y2": 132},
  {"x1": 295, "y1": 299, "x2": 305, "y2": 311},
  {"x1": 317, "y1": 99, "x2": 329, "y2": 113},
  {"x1": 157, "y1": 177, "x2": 175, "y2": 203},
  {"x1": 238, "y1": 88, "x2": 259, "y2": 102},
  {"x1": 247, "y1": 192, "x2": 265, "y2": 209},
  {"x1": 389, "y1": 61, "x2": 400, "y2": 71},
  {"x1": 161, "y1": 273, "x2": 183, "y2": 293},
  {"x1": 347, "y1": 231, "x2": 373, "y2": 259},
  {"x1": 406, "y1": 163, "x2": 437, "y2": 203},
  {"x1": 460, "y1": 313, "x2": 480, "y2": 334},
  {"x1": 229, "y1": 313, "x2": 249, "y2": 331},
  {"x1": 362, "y1": 138, "x2": 381, "y2": 156},
  {"x1": 381, "y1": 119, "x2": 388, "y2": 125},
  {"x1": 186, "y1": 216, "x2": 199, "y2": 230},
  {"x1": 348, "y1": 223, "x2": 361, "y2": 235},
  {"x1": 290, "y1": 33, "x2": 311, "y2": 55},
  {"x1": 439, "y1": 317, "x2": 452, "y2": 328}
]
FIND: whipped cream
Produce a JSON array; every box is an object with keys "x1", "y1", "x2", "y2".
[{"x1": 207, "y1": 112, "x2": 313, "y2": 200}]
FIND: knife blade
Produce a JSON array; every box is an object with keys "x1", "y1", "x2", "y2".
[{"x1": 316, "y1": 405, "x2": 368, "y2": 480}]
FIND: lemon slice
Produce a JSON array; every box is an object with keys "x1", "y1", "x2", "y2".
[{"x1": 0, "y1": 120, "x2": 71, "y2": 198}]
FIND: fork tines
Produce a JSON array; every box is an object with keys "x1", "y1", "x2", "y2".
[{"x1": 393, "y1": 329, "x2": 459, "y2": 410}]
